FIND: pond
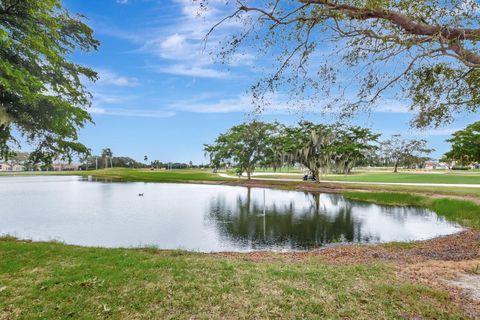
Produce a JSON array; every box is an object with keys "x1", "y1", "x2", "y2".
[{"x1": 0, "y1": 176, "x2": 462, "y2": 252}]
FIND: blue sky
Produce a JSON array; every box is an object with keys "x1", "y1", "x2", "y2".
[{"x1": 63, "y1": 0, "x2": 473, "y2": 164}]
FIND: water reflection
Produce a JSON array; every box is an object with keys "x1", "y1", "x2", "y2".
[
  {"x1": 206, "y1": 188, "x2": 459, "y2": 250},
  {"x1": 208, "y1": 191, "x2": 364, "y2": 249},
  {"x1": 0, "y1": 176, "x2": 463, "y2": 252}
]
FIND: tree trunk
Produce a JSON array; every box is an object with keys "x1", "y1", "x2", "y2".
[
  {"x1": 246, "y1": 168, "x2": 251, "y2": 180},
  {"x1": 393, "y1": 161, "x2": 399, "y2": 173}
]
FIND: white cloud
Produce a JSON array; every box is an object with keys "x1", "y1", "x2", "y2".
[
  {"x1": 91, "y1": 91, "x2": 135, "y2": 105},
  {"x1": 89, "y1": 89, "x2": 175, "y2": 118},
  {"x1": 160, "y1": 33, "x2": 186, "y2": 51},
  {"x1": 157, "y1": 64, "x2": 229, "y2": 79},
  {"x1": 90, "y1": 107, "x2": 175, "y2": 118},
  {"x1": 169, "y1": 92, "x2": 305, "y2": 114},
  {"x1": 168, "y1": 92, "x2": 423, "y2": 116},
  {"x1": 110, "y1": 0, "x2": 251, "y2": 78},
  {"x1": 411, "y1": 127, "x2": 460, "y2": 137},
  {"x1": 116, "y1": 0, "x2": 128, "y2": 4},
  {"x1": 96, "y1": 69, "x2": 140, "y2": 87},
  {"x1": 374, "y1": 99, "x2": 410, "y2": 113}
]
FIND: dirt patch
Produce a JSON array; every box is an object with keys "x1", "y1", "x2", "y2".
[
  {"x1": 450, "y1": 274, "x2": 480, "y2": 300},
  {"x1": 398, "y1": 260, "x2": 480, "y2": 319},
  {"x1": 423, "y1": 192, "x2": 480, "y2": 205}
]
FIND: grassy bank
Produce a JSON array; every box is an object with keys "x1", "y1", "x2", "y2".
[
  {"x1": 0, "y1": 239, "x2": 469, "y2": 319},
  {"x1": 256, "y1": 172, "x2": 480, "y2": 184},
  {"x1": 343, "y1": 184, "x2": 480, "y2": 199},
  {"x1": 344, "y1": 192, "x2": 480, "y2": 229},
  {"x1": 0, "y1": 168, "x2": 229, "y2": 183},
  {"x1": 77, "y1": 168, "x2": 230, "y2": 183},
  {"x1": 323, "y1": 172, "x2": 480, "y2": 184}
]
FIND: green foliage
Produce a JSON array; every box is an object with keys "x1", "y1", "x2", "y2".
[
  {"x1": 0, "y1": 0, "x2": 99, "y2": 164},
  {"x1": 444, "y1": 121, "x2": 480, "y2": 165},
  {"x1": 204, "y1": 121, "x2": 278, "y2": 178},
  {"x1": 205, "y1": 121, "x2": 379, "y2": 180}
]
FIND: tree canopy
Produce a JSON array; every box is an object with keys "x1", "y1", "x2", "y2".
[
  {"x1": 204, "y1": 121, "x2": 380, "y2": 180},
  {"x1": 380, "y1": 135, "x2": 433, "y2": 172},
  {"x1": 277, "y1": 121, "x2": 379, "y2": 179},
  {"x1": 443, "y1": 122, "x2": 480, "y2": 166},
  {"x1": 204, "y1": 121, "x2": 278, "y2": 179},
  {"x1": 0, "y1": 0, "x2": 99, "y2": 164},
  {"x1": 204, "y1": 0, "x2": 480, "y2": 128}
]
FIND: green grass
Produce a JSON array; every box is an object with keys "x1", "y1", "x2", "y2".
[
  {"x1": 322, "y1": 172, "x2": 480, "y2": 184},
  {"x1": 344, "y1": 192, "x2": 480, "y2": 229},
  {"x1": 84, "y1": 168, "x2": 230, "y2": 183},
  {"x1": 252, "y1": 167, "x2": 304, "y2": 173},
  {"x1": 0, "y1": 240, "x2": 469, "y2": 319},
  {"x1": 256, "y1": 172, "x2": 480, "y2": 184},
  {"x1": 0, "y1": 168, "x2": 229, "y2": 183}
]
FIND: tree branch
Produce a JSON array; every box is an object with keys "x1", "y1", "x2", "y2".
[{"x1": 300, "y1": 0, "x2": 480, "y2": 41}]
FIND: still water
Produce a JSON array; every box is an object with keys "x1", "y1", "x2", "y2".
[{"x1": 0, "y1": 176, "x2": 462, "y2": 252}]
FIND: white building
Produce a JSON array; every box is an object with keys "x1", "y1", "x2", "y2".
[
  {"x1": 424, "y1": 161, "x2": 450, "y2": 170},
  {"x1": 0, "y1": 163, "x2": 25, "y2": 172}
]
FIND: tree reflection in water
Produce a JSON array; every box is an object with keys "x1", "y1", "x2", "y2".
[{"x1": 206, "y1": 188, "x2": 379, "y2": 250}]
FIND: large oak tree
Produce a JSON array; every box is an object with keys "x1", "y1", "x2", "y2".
[
  {"x1": 204, "y1": 0, "x2": 480, "y2": 128},
  {"x1": 444, "y1": 122, "x2": 480, "y2": 165},
  {"x1": 204, "y1": 121, "x2": 278, "y2": 179},
  {"x1": 0, "y1": 0, "x2": 98, "y2": 164}
]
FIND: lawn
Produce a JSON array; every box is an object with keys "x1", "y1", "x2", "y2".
[
  {"x1": 0, "y1": 168, "x2": 230, "y2": 183},
  {"x1": 255, "y1": 172, "x2": 480, "y2": 184},
  {"x1": 0, "y1": 238, "x2": 469, "y2": 319},
  {"x1": 79, "y1": 168, "x2": 231, "y2": 183},
  {"x1": 321, "y1": 172, "x2": 480, "y2": 184}
]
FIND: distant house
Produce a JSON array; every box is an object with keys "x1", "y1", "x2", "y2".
[
  {"x1": 0, "y1": 163, "x2": 25, "y2": 172},
  {"x1": 52, "y1": 163, "x2": 81, "y2": 171},
  {"x1": 424, "y1": 161, "x2": 449, "y2": 170}
]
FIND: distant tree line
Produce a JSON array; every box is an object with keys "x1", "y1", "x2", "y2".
[
  {"x1": 204, "y1": 121, "x2": 435, "y2": 180},
  {"x1": 80, "y1": 148, "x2": 200, "y2": 170}
]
